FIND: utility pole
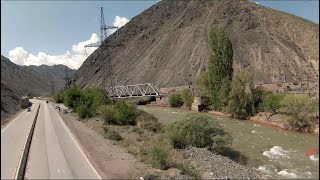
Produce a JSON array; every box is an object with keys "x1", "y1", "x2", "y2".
[{"x1": 84, "y1": 6, "x2": 121, "y2": 101}]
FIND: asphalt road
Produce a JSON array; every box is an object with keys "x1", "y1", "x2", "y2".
[
  {"x1": 1, "y1": 100, "x2": 101, "y2": 179},
  {"x1": 1, "y1": 100, "x2": 39, "y2": 179}
]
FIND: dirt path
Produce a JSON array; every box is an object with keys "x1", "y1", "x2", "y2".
[{"x1": 58, "y1": 110, "x2": 154, "y2": 179}]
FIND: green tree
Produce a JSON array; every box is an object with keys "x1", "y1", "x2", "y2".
[
  {"x1": 169, "y1": 93, "x2": 183, "y2": 107},
  {"x1": 181, "y1": 89, "x2": 194, "y2": 107},
  {"x1": 207, "y1": 26, "x2": 233, "y2": 109},
  {"x1": 227, "y1": 71, "x2": 250, "y2": 119},
  {"x1": 196, "y1": 71, "x2": 210, "y2": 96}
]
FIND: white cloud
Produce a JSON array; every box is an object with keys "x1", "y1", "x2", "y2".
[
  {"x1": 108, "y1": 16, "x2": 129, "y2": 35},
  {"x1": 7, "y1": 15, "x2": 130, "y2": 70},
  {"x1": 9, "y1": 47, "x2": 28, "y2": 65},
  {"x1": 8, "y1": 33, "x2": 100, "y2": 69}
]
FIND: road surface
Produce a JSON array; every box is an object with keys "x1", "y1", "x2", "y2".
[
  {"x1": 1, "y1": 100, "x2": 101, "y2": 179},
  {"x1": 1, "y1": 100, "x2": 39, "y2": 179}
]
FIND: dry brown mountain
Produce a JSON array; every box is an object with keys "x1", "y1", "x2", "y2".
[
  {"x1": 75, "y1": 0, "x2": 319, "y2": 89},
  {"x1": 1, "y1": 55, "x2": 75, "y2": 121},
  {"x1": 1, "y1": 55, "x2": 75, "y2": 96}
]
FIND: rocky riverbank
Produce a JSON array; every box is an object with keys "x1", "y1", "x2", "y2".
[{"x1": 183, "y1": 147, "x2": 258, "y2": 179}]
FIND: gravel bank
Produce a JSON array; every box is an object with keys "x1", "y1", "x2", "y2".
[{"x1": 184, "y1": 147, "x2": 258, "y2": 179}]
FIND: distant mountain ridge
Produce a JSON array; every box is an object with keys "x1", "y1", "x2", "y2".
[{"x1": 1, "y1": 55, "x2": 75, "y2": 120}]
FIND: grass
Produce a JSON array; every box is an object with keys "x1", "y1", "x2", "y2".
[
  {"x1": 177, "y1": 162, "x2": 202, "y2": 179},
  {"x1": 103, "y1": 126, "x2": 123, "y2": 141}
]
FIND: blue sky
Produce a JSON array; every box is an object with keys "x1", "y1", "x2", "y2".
[{"x1": 1, "y1": 0, "x2": 319, "y2": 69}]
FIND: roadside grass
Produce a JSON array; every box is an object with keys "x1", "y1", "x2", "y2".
[{"x1": 177, "y1": 162, "x2": 202, "y2": 179}]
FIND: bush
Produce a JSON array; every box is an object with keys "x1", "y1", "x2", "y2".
[
  {"x1": 181, "y1": 89, "x2": 194, "y2": 107},
  {"x1": 63, "y1": 86, "x2": 83, "y2": 109},
  {"x1": 261, "y1": 92, "x2": 286, "y2": 112},
  {"x1": 146, "y1": 139, "x2": 171, "y2": 170},
  {"x1": 165, "y1": 113, "x2": 232, "y2": 154},
  {"x1": 98, "y1": 100, "x2": 140, "y2": 126},
  {"x1": 196, "y1": 71, "x2": 210, "y2": 96},
  {"x1": 115, "y1": 100, "x2": 140, "y2": 125},
  {"x1": 280, "y1": 94, "x2": 318, "y2": 130},
  {"x1": 53, "y1": 92, "x2": 64, "y2": 103},
  {"x1": 98, "y1": 105, "x2": 118, "y2": 125},
  {"x1": 136, "y1": 112, "x2": 162, "y2": 132},
  {"x1": 103, "y1": 126, "x2": 123, "y2": 141},
  {"x1": 76, "y1": 104, "x2": 92, "y2": 119},
  {"x1": 177, "y1": 162, "x2": 201, "y2": 179},
  {"x1": 169, "y1": 93, "x2": 183, "y2": 107},
  {"x1": 227, "y1": 71, "x2": 250, "y2": 119}
]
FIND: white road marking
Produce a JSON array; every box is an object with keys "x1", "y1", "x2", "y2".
[
  {"x1": 50, "y1": 103, "x2": 102, "y2": 180},
  {"x1": 58, "y1": 168, "x2": 60, "y2": 174}
]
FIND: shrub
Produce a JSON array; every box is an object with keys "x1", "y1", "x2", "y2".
[
  {"x1": 98, "y1": 105, "x2": 118, "y2": 125},
  {"x1": 98, "y1": 100, "x2": 140, "y2": 126},
  {"x1": 196, "y1": 71, "x2": 210, "y2": 96},
  {"x1": 261, "y1": 92, "x2": 286, "y2": 112},
  {"x1": 181, "y1": 89, "x2": 194, "y2": 107},
  {"x1": 63, "y1": 86, "x2": 83, "y2": 109},
  {"x1": 227, "y1": 71, "x2": 250, "y2": 119},
  {"x1": 136, "y1": 112, "x2": 162, "y2": 132},
  {"x1": 279, "y1": 94, "x2": 318, "y2": 130},
  {"x1": 177, "y1": 162, "x2": 201, "y2": 179},
  {"x1": 115, "y1": 100, "x2": 140, "y2": 125},
  {"x1": 165, "y1": 113, "x2": 232, "y2": 154},
  {"x1": 146, "y1": 139, "x2": 171, "y2": 170},
  {"x1": 76, "y1": 104, "x2": 92, "y2": 119},
  {"x1": 169, "y1": 93, "x2": 183, "y2": 107},
  {"x1": 103, "y1": 126, "x2": 123, "y2": 141},
  {"x1": 53, "y1": 92, "x2": 64, "y2": 103}
]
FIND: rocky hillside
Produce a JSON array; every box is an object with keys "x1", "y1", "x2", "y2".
[
  {"x1": 1, "y1": 55, "x2": 75, "y2": 96},
  {"x1": 1, "y1": 55, "x2": 75, "y2": 121},
  {"x1": 75, "y1": 0, "x2": 319, "y2": 89}
]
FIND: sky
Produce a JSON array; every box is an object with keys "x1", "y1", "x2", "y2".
[{"x1": 1, "y1": 0, "x2": 319, "y2": 69}]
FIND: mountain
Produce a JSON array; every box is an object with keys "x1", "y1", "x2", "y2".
[
  {"x1": 1, "y1": 55, "x2": 75, "y2": 120},
  {"x1": 1, "y1": 55, "x2": 75, "y2": 96},
  {"x1": 74, "y1": 0, "x2": 319, "y2": 89}
]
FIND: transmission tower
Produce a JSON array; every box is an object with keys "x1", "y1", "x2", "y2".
[
  {"x1": 84, "y1": 6, "x2": 120, "y2": 99},
  {"x1": 84, "y1": 7, "x2": 118, "y2": 53}
]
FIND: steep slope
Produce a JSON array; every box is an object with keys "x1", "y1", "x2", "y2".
[
  {"x1": 75, "y1": 0, "x2": 319, "y2": 89},
  {"x1": 1, "y1": 83, "x2": 21, "y2": 123},
  {"x1": 1, "y1": 55, "x2": 75, "y2": 96}
]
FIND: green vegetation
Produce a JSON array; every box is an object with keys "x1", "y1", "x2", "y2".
[
  {"x1": 165, "y1": 113, "x2": 232, "y2": 154},
  {"x1": 103, "y1": 126, "x2": 123, "y2": 141},
  {"x1": 136, "y1": 112, "x2": 162, "y2": 132},
  {"x1": 177, "y1": 162, "x2": 201, "y2": 179},
  {"x1": 53, "y1": 86, "x2": 110, "y2": 119},
  {"x1": 279, "y1": 94, "x2": 318, "y2": 130},
  {"x1": 262, "y1": 93, "x2": 286, "y2": 112},
  {"x1": 97, "y1": 105, "x2": 118, "y2": 124},
  {"x1": 207, "y1": 26, "x2": 233, "y2": 109},
  {"x1": 145, "y1": 139, "x2": 171, "y2": 170},
  {"x1": 169, "y1": 93, "x2": 183, "y2": 107},
  {"x1": 97, "y1": 100, "x2": 141, "y2": 126},
  {"x1": 181, "y1": 89, "x2": 194, "y2": 107}
]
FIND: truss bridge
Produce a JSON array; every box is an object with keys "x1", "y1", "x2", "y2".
[{"x1": 106, "y1": 83, "x2": 161, "y2": 98}]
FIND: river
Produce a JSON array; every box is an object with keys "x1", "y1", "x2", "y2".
[{"x1": 138, "y1": 105, "x2": 319, "y2": 179}]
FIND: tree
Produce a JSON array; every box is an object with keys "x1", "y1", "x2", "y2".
[
  {"x1": 207, "y1": 26, "x2": 233, "y2": 109},
  {"x1": 227, "y1": 71, "x2": 250, "y2": 119}
]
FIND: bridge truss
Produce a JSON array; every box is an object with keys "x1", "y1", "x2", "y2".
[{"x1": 106, "y1": 83, "x2": 161, "y2": 98}]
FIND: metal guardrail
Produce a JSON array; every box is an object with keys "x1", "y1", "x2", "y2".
[{"x1": 16, "y1": 104, "x2": 40, "y2": 180}]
